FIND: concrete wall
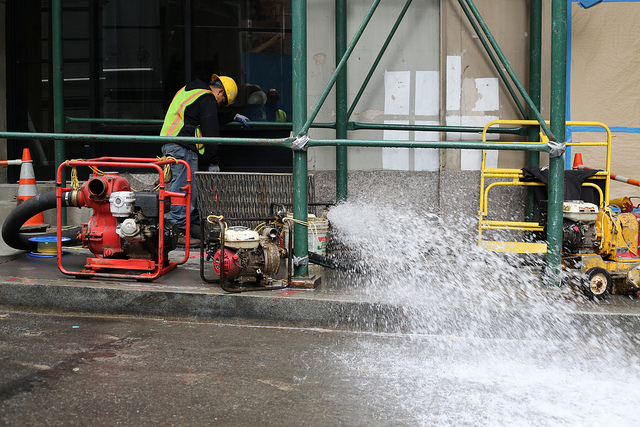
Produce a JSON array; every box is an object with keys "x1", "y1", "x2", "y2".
[
  {"x1": 306, "y1": 0, "x2": 539, "y2": 220},
  {"x1": 307, "y1": 0, "x2": 440, "y2": 173},
  {"x1": 308, "y1": 1, "x2": 640, "y2": 218}
]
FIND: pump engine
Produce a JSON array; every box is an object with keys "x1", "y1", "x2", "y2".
[
  {"x1": 63, "y1": 173, "x2": 178, "y2": 262},
  {"x1": 546, "y1": 200, "x2": 640, "y2": 298},
  {"x1": 205, "y1": 224, "x2": 286, "y2": 289},
  {"x1": 559, "y1": 201, "x2": 600, "y2": 254}
]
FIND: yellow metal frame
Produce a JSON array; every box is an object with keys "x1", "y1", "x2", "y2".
[{"x1": 478, "y1": 120, "x2": 613, "y2": 254}]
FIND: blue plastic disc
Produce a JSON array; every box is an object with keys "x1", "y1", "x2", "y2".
[{"x1": 28, "y1": 235, "x2": 71, "y2": 257}]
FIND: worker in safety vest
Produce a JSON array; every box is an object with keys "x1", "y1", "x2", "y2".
[
  {"x1": 160, "y1": 74, "x2": 249, "y2": 241},
  {"x1": 265, "y1": 88, "x2": 287, "y2": 122}
]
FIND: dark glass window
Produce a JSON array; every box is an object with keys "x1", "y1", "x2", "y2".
[{"x1": 6, "y1": 0, "x2": 292, "y2": 181}]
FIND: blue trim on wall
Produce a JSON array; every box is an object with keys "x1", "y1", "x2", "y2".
[
  {"x1": 573, "y1": 0, "x2": 640, "y2": 3},
  {"x1": 569, "y1": 126, "x2": 640, "y2": 133}
]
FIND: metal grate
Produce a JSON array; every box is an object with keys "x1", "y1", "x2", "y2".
[{"x1": 195, "y1": 172, "x2": 315, "y2": 229}]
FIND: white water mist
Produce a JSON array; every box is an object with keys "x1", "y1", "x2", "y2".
[{"x1": 323, "y1": 201, "x2": 640, "y2": 425}]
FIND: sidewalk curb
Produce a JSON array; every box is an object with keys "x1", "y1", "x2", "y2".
[
  {"x1": 3, "y1": 277, "x2": 640, "y2": 338},
  {"x1": 0, "y1": 279, "x2": 406, "y2": 332}
]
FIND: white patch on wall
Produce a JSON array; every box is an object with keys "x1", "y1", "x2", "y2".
[
  {"x1": 459, "y1": 115, "x2": 499, "y2": 171},
  {"x1": 446, "y1": 56, "x2": 461, "y2": 111},
  {"x1": 415, "y1": 120, "x2": 440, "y2": 171},
  {"x1": 384, "y1": 71, "x2": 411, "y2": 115},
  {"x1": 473, "y1": 78, "x2": 499, "y2": 112},
  {"x1": 383, "y1": 120, "x2": 409, "y2": 170},
  {"x1": 415, "y1": 71, "x2": 440, "y2": 116}
]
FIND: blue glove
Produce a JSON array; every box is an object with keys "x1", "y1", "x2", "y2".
[{"x1": 234, "y1": 114, "x2": 250, "y2": 129}]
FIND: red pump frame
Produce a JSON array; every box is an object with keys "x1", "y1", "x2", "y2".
[{"x1": 56, "y1": 157, "x2": 191, "y2": 281}]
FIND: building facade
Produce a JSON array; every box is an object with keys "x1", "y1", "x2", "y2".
[{"x1": 1, "y1": 1, "x2": 638, "y2": 207}]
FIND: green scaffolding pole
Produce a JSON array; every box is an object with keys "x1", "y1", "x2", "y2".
[
  {"x1": 52, "y1": 0, "x2": 66, "y2": 223},
  {"x1": 346, "y1": 0, "x2": 413, "y2": 121},
  {"x1": 457, "y1": 0, "x2": 527, "y2": 119},
  {"x1": 546, "y1": 0, "x2": 568, "y2": 287},
  {"x1": 526, "y1": 0, "x2": 542, "y2": 224},
  {"x1": 292, "y1": 0, "x2": 309, "y2": 277},
  {"x1": 461, "y1": 0, "x2": 551, "y2": 139},
  {"x1": 298, "y1": 0, "x2": 381, "y2": 137},
  {"x1": 335, "y1": 0, "x2": 348, "y2": 203}
]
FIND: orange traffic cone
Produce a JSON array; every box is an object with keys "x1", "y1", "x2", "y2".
[
  {"x1": 17, "y1": 148, "x2": 48, "y2": 232},
  {"x1": 572, "y1": 153, "x2": 583, "y2": 170}
]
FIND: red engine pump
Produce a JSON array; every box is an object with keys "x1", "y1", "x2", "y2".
[
  {"x1": 55, "y1": 157, "x2": 191, "y2": 281},
  {"x1": 63, "y1": 172, "x2": 177, "y2": 260},
  {"x1": 76, "y1": 173, "x2": 130, "y2": 257}
]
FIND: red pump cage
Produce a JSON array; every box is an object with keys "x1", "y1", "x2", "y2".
[{"x1": 55, "y1": 156, "x2": 191, "y2": 281}]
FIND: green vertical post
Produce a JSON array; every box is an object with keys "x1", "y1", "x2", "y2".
[
  {"x1": 292, "y1": 0, "x2": 309, "y2": 277},
  {"x1": 527, "y1": 0, "x2": 542, "y2": 163},
  {"x1": 52, "y1": 0, "x2": 66, "y2": 224},
  {"x1": 526, "y1": 0, "x2": 542, "y2": 223},
  {"x1": 335, "y1": 0, "x2": 348, "y2": 202},
  {"x1": 546, "y1": 0, "x2": 568, "y2": 287}
]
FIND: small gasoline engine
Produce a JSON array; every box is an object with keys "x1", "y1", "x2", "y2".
[
  {"x1": 64, "y1": 173, "x2": 178, "y2": 260},
  {"x1": 202, "y1": 220, "x2": 288, "y2": 291},
  {"x1": 550, "y1": 200, "x2": 640, "y2": 299}
]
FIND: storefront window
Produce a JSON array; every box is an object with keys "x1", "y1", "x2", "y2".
[{"x1": 6, "y1": 0, "x2": 292, "y2": 181}]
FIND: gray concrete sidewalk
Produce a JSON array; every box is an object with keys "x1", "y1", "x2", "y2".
[
  {"x1": 3, "y1": 199, "x2": 640, "y2": 337},
  {"x1": 2, "y1": 240, "x2": 640, "y2": 339}
]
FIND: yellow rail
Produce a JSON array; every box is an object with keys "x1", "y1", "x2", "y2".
[{"x1": 478, "y1": 120, "x2": 612, "y2": 254}]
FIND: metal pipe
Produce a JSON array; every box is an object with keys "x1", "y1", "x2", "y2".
[
  {"x1": 457, "y1": 0, "x2": 526, "y2": 118},
  {"x1": 336, "y1": 0, "x2": 348, "y2": 202},
  {"x1": 462, "y1": 0, "x2": 552, "y2": 139},
  {"x1": 52, "y1": 0, "x2": 66, "y2": 223},
  {"x1": 65, "y1": 117, "x2": 528, "y2": 136},
  {"x1": 292, "y1": 0, "x2": 309, "y2": 277},
  {"x1": 526, "y1": 0, "x2": 543, "y2": 223},
  {"x1": 65, "y1": 116, "x2": 297, "y2": 128},
  {"x1": 0, "y1": 132, "x2": 294, "y2": 148},
  {"x1": 298, "y1": 0, "x2": 382, "y2": 136},
  {"x1": 307, "y1": 138, "x2": 550, "y2": 151},
  {"x1": 527, "y1": 0, "x2": 543, "y2": 157},
  {"x1": 66, "y1": 117, "x2": 164, "y2": 125},
  {"x1": 545, "y1": 0, "x2": 568, "y2": 287},
  {"x1": 350, "y1": 122, "x2": 528, "y2": 135},
  {"x1": 346, "y1": 0, "x2": 413, "y2": 120},
  {"x1": 0, "y1": 131, "x2": 550, "y2": 152}
]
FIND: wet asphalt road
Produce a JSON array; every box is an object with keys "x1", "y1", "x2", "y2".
[
  {"x1": 4, "y1": 309, "x2": 640, "y2": 426},
  {"x1": 0, "y1": 310, "x2": 411, "y2": 426}
]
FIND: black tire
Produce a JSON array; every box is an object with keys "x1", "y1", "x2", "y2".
[{"x1": 582, "y1": 267, "x2": 612, "y2": 300}]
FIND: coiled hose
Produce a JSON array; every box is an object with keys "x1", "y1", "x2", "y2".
[{"x1": 1, "y1": 190, "x2": 80, "y2": 251}]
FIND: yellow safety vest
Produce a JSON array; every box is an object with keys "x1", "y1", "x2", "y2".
[{"x1": 160, "y1": 86, "x2": 213, "y2": 155}]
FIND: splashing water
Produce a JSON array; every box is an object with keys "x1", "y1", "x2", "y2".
[{"x1": 323, "y1": 201, "x2": 640, "y2": 425}]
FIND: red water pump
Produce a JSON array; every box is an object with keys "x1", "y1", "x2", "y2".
[
  {"x1": 56, "y1": 157, "x2": 191, "y2": 280},
  {"x1": 67, "y1": 173, "x2": 175, "y2": 259}
]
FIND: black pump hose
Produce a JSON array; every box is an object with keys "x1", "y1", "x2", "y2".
[{"x1": 1, "y1": 190, "x2": 80, "y2": 251}]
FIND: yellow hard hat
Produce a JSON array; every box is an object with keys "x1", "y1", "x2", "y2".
[{"x1": 210, "y1": 74, "x2": 238, "y2": 106}]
